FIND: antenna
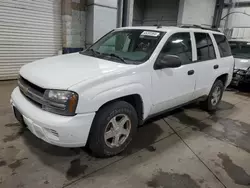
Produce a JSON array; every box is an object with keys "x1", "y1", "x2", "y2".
[{"x1": 154, "y1": 16, "x2": 163, "y2": 28}]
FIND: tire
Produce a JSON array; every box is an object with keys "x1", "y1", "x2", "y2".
[
  {"x1": 201, "y1": 80, "x2": 224, "y2": 112},
  {"x1": 88, "y1": 101, "x2": 138, "y2": 158}
]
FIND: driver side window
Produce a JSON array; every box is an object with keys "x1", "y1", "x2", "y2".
[
  {"x1": 98, "y1": 33, "x2": 131, "y2": 54},
  {"x1": 157, "y1": 32, "x2": 193, "y2": 65}
]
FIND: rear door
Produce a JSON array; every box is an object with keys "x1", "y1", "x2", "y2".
[
  {"x1": 213, "y1": 35, "x2": 234, "y2": 86},
  {"x1": 192, "y1": 32, "x2": 219, "y2": 98}
]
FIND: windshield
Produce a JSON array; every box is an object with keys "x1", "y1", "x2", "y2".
[
  {"x1": 229, "y1": 41, "x2": 250, "y2": 59},
  {"x1": 81, "y1": 29, "x2": 165, "y2": 64}
]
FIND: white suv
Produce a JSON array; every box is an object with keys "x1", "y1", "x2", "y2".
[{"x1": 11, "y1": 26, "x2": 234, "y2": 157}]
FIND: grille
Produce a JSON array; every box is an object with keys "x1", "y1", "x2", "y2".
[
  {"x1": 18, "y1": 76, "x2": 45, "y2": 108},
  {"x1": 19, "y1": 77, "x2": 45, "y2": 94}
]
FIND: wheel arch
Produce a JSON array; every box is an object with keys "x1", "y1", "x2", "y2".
[
  {"x1": 85, "y1": 83, "x2": 152, "y2": 121},
  {"x1": 216, "y1": 73, "x2": 229, "y2": 87},
  {"x1": 97, "y1": 94, "x2": 144, "y2": 125}
]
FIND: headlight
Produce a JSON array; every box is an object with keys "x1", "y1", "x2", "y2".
[{"x1": 43, "y1": 90, "x2": 78, "y2": 116}]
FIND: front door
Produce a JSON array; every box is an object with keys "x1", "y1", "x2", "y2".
[{"x1": 151, "y1": 32, "x2": 196, "y2": 114}]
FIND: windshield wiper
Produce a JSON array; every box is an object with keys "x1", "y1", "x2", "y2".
[
  {"x1": 90, "y1": 49, "x2": 102, "y2": 56},
  {"x1": 106, "y1": 53, "x2": 127, "y2": 63},
  {"x1": 81, "y1": 49, "x2": 101, "y2": 57}
]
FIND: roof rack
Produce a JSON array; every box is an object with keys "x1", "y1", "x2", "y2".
[{"x1": 180, "y1": 25, "x2": 220, "y2": 32}]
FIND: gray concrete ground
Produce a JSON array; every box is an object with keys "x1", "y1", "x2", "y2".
[{"x1": 0, "y1": 81, "x2": 250, "y2": 188}]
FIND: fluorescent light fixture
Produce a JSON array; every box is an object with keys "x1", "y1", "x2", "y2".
[
  {"x1": 172, "y1": 39, "x2": 183, "y2": 44},
  {"x1": 240, "y1": 59, "x2": 249, "y2": 63}
]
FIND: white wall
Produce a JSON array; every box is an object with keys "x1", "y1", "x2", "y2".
[
  {"x1": 88, "y1": 0, "x2": 117, "y2": 7},
  {"x1": 178, "y1": 0, "x2": 216, "y2": 26},
  {"x1": 221, "y1": 7, "x2": 250, "y2": 28},
  {"x1": 86, "y1": 0, "x2": 118, "y2": 45},
  {"x1": 220, "y1": 1, "x2": 250, "y2": 39}
]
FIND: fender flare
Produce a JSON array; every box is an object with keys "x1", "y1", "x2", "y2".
[{"x1": 91, "y1": 83, "x2": 152, "y2": 120}]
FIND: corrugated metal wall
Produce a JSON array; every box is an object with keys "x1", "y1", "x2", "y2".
[
  {"x1": 133, "y1": 0, "x2": 180, "y2": 26},
  {"x1": 0, "y1": 0, "x2": 62, "y2": 80},
  {"x1": 230, "y1": 27, "x2": 250, "y2": 39},
  {"x1": 143, "y1": 0, "x2": 180, "y2": 26}
]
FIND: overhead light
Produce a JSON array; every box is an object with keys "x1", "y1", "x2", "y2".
[
  {"x1": 240, "y1": 59, "x2": 249, "y2": 63},
  {"x1": 172, "y1": 39, "x2": 183, "y2": 43}
]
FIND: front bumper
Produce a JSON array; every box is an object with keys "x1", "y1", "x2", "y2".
[
  {"x1": 231, "y1": 68, "x2": 250, "y2": 86},
  {"x1": 11, "y1": 87, "x2": 95, "y2": 147}
]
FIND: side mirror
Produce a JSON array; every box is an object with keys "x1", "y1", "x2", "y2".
[{"x1": 154, "y1": 55, "x2": 182, "y2": 70}]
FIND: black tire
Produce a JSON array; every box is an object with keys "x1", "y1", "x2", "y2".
[
  {"x1": 201, "y1": 80, "x2": 224, "y2": 112},
  {"x1": 88, "y1": 101, "x2": 138, "y2": 158}
]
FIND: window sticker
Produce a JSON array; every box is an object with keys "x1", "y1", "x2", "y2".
[{"x1": 141, "y1": 31, "x2": 160, "y2": 37}]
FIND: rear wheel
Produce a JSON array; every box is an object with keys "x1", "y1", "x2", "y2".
[
  {"x1": 201, "y1": 80, "x2": 224, "y2": 111},
  {"x1": 88, "y1": 101, "x2": 138, "y2": 157}
]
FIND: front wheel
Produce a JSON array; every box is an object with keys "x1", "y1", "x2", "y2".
[
  {"x1": 88, "y1": 101, "x2": 138, "y2": 157},
  {"x1": 201, "y1": 80, "x2": 224, "y2": 112}
]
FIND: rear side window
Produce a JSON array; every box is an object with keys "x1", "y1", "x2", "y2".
[
  {"x1": 195, "y1": 33, "x2": 216, "y2": 61},
  {"x1": 213, "y1": 34, "x2": 232, "y2": 57}
]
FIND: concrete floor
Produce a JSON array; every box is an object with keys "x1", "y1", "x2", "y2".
[{"x1": 1, "y1": 81, "x2": 250, "y2": 188}]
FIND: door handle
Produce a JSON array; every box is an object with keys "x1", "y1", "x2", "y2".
[
  {"x1": 214, "y1": 65, "x2": 219, "y2": 69},
  {"x1": 188, "y1": 70, "x2": 195, "y2": 75}
]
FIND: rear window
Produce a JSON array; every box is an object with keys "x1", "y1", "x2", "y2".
[
  {"x1": 194, "y1": 33, "x2": 216, "y2": 61},
  {"x1": 213, "y1": 34, "x2": 232, "y2": 57},
  {"x1": 229, "y1": 41, "x2": 250, "y2": 59}
]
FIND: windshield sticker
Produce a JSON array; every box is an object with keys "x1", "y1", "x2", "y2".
[
  {"x1": 247, "y1": 43, "x2": 250, "y2": 45},
  {"x1": 141, "y1": 31, "x2": 160, "y2": 37}
]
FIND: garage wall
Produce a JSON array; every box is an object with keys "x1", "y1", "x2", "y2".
[
  {"x1": 143, "y1": 0, "x2": 180, "y2": 26},
  {"x1": 86, "y1": 0, "x2": 118, "y2": 45},
  {"x1": 178, "y1": 0, "x2": 216, "y2": 26},
  {"x1": 0, "y1": 0, "x2": 62, "y2": 80},
  {"x1": 133, "y1": 0, "x2": 180, "y2": 26},
  {"x1": 221, "y1": 7, "x2": 250, "y2": 28},
  {"x1": 133, "y1": 0, "x2": 144, "y2": 26},
  {"x1": 62, "y1": 0, "x2": 86, "y2": 53},
  {"x1": 221, "y1": 0, "x2": 250, "y2": 38}
]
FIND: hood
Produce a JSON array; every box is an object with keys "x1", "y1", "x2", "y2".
[
  {"x1": 234, "y1": 58, "x2": 250, "y2": 70},
  {"x1": 20, "y1": 53, "x2": 133, "y2": 89}
]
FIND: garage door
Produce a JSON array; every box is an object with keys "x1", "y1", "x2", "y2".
[
  {"x1": 0, "y1": 0, "x2": 62, "y2": 80},
  {"x1": 133, "y1": 0, "x2": 180, "y2": 26}
]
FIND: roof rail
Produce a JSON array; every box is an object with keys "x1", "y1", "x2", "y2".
[{"x1": 180, "y1": 25, "x2": 220, "y2": 32}]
